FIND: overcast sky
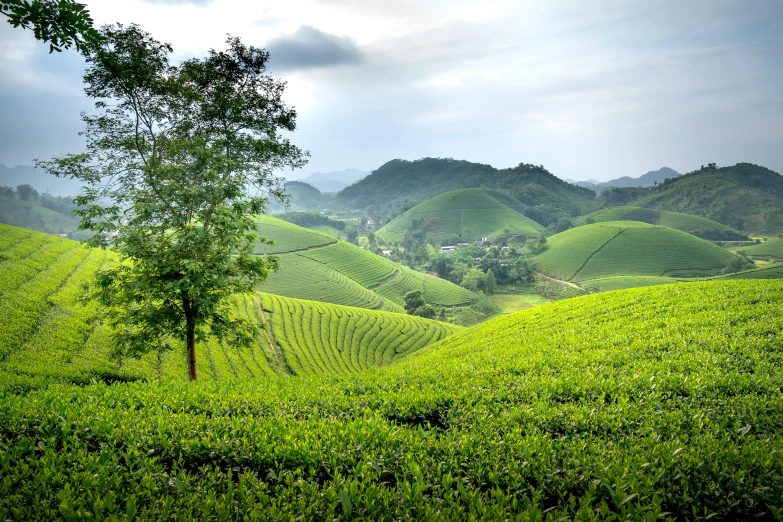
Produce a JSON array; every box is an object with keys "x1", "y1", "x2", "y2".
[{"x1": 1, "y1": 0, "x2": 782, "y2": 182}]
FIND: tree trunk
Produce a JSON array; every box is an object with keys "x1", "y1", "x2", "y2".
[
  {"x1": 186, "y1": 316, "x2": 197, "y2": 381},
  {"x1": 183, "y1": 293, "x2": 198, "y2": 381}
]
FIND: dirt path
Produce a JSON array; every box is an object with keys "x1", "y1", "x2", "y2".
[{"x1": 535, "y1": 272, "x2": 586, "y2": 290}]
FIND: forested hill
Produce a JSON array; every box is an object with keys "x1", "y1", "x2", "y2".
[
  {"x1": 333, "y1": 158, "x2": 595, "y2": 225},
  {"x1": 599, "y1": 163, "x2": 783, "y2": 234}
]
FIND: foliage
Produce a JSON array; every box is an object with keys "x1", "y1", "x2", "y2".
[
  {"x1": 36, "y1": 25, "x2": 307, "y2": 380},
  {"x1": 1, "y1": 0, "x2": 101, "y2": 53},
  {"x1": 403, "y1": 290, "x2": 425, "y2": 314},
  {"x1": 2, "y1": 281, "x2": 783, "y2": 519},
  {"x1": 276, "y1": 211, "x2": 346, "y2": 231},
  {"x1": 335, "y1": 158, "x2": 596, "y2": 226},
  {"x1": 598, "y1": 163, "x2": 783, "y2": 234}
]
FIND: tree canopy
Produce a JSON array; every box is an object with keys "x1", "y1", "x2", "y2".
[
  {"x1": 38, "y1": 24, "x2": 308, "y2": 380},
  {"x1": 1, "y1": 0, "x2": 101, "y2": 53}
]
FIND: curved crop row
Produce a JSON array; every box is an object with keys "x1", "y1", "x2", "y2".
[{"x1": 298, "y1": 241, "x2": 398, "y2": 288}]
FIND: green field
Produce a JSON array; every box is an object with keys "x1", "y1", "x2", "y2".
[
  {"x1": 376, "y1": 188, "x2": 544, "y2": 243},
  {"x1": 741, "y1": 237, "x2": 783, "y2": 259},
  {"x1": 256, "y1": 217, "x2": 478, "y2": 310},
  {"x1": 491, "y1": 292, "x2": 550, "y2": 314},
  {"x1": 308, "y1": 224, "x2": 345, "y2": 238},
  {"x1": 576, "y1": 205, "x2": 741, "y2": 234},
  {"x1": 0, "y1": 224, "x2": 460, "y2": 388},
  {"x1": 535, "y1": 221, "x2": 739, "y2": 281},
  {"x1": 3, "y1": 280, "x2": 783, "y2": 519},
  {"x1": 711, "y1": 263, "x2": 783, "y2": 280}
]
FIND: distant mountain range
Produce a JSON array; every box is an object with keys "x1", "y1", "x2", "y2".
[
  {"x1": 567, "y1": 167, "x2": 680, "y2": 191},
  {"x1": 0, "y1": 164, "x2": 84, "y2": 196},
  {"x1": 294, "y1": 168, "x2": 369, "y2": 193}
]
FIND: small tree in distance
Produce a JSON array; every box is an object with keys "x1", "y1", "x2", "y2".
[{"x1": 38, "y1": 25, "x2": 308, "y2": 380}]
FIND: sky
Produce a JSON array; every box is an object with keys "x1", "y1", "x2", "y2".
[{"x1": 1, "y1": 0, "x2": 782, "y2": 182}]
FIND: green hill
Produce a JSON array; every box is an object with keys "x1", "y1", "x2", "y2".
[
  {"x1": 576, "y1": 205, "x2": 747, "y2": 240},
  {"x1": 600, "y1": 163, "x2": 783, "y2": 234},
  {"x1": 4, "y1": 280, "x2": 783, "y2": 519},
  {"x1": 376, "y1": 188, "x2": 544, "y2": 243},
  {"x1": 254, "y1": 215, "x2": 477, "y2": 311},
  {"x1": 535, "y1": 221, "x2": 740, "y2": 282},
  {"x1": 0, "y1": 196, "x2": 87, "y2": 238},
  {"x1": 266, "y1": 181, "x2": 333, "y2": 213},
  {"x1": 0, "y1": 223, "x2": 460, "y2": 388},
  {"x1": 742, "y1": 237, "x2": 783, "y2": 259},
  {"x1": 335, "y1": 158, "x2": 595, "y2": 226}
]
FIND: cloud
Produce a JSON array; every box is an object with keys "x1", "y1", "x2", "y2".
[
  {"x1": 139, "y1": 0, "x2": 214, "y2": 5},
  {"x1": 265, "y1": 26, "x2": 363, "y2": 71}
]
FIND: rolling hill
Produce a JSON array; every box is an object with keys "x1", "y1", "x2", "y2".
[
  {"x1": 576, "y1": 205, "x2": 747, "y2": 239},
  {"x1": 255, "y1": 215, "x2": 478, "y2": 310},
  {"x1": 534, "y1": 221, "x2": 741, "y2": 283},
  {"x1": 571, "y1": 167, "x2": 680, "y2": 191},
  {"x1": 375, "y1": 188, "x2": 544, "y2": 243},
  {"x1": 335, "y1": 158, "x2": 595, "y2": 226},
  {"x1": 266, "y1": 181, "x2": 333, "y2": 213},
  {"x1": 295, "y1": 168, "x2": 368, "y2": 192},
  {"x1": 741, "y1": 237, "x2": 783, "y2": 259},
  {"x1": 0, "y1": 223, "x2": 461, "y2": 388},
  {"x1": 4, "y1": 280, "x2": 783, "y2": 519},
  {"x1": 600, "y1": 163, "x2": 783, "y2": 234}
]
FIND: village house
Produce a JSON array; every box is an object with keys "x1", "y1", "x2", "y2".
[
  {"x1": 381, "y1": 249, "x2": 393, "y2": 256},
  {"x1": 440, "y1": 246, "x2": 456, "y2": 255}
]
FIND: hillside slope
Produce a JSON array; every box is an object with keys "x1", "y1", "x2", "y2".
[
  {"x1": 3, "y1": 281, "x2": 783, "y2": 520},
  {"x1": 601, "y1": 163, "x2": 783, "y2": 233},
  {"x1": 376, "y1": 188, "x2": 544, "y2": 243},
  {"x1": 742, "y1": 237, "x2": 783, "y2": 259},
  {"x1": 535, "y1": 221, "x2": 739, "y2": 282},
  {"x1": 576, "y1": 205, "x2": 747, "y2": 239},
  {"x1": 335, "y1": 158, "x2": 595, "y2": 226},
  {"x1": 255, "y1": 215, "x2": 478, "y2": 310},
  {"x1": 0, "y1": 224, "x2": 460, "y2": 387}
]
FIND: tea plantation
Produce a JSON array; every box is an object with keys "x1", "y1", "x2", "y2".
[
  {"x1": 742, "y1": 237, "x2": 783, "y2": 259},
  {"x1": 576, "y1": 205, "x2": 741, "y2": 234},
  {"x1": 376, "y1": 188, "x2": 544, "y2": 243},
  {"x1": 1, "y1": 280, "x2": 782, "y2": 519},
  {"x1": 534, "y1": 221, "x2": 738, "y2": 281},
  {"x1": 257, "y1": 217, "x2": 477, "y2": 309},
  {"x1": 0, "y1": 224, "x2": 458, "y2": 389}
]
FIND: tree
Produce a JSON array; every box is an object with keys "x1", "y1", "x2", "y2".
[
  {"x1": 404, "y1": 290, "x2": 425, "y2": 315},
  {"x1": 16, "y1": 184, "x2": 37, "y2": 201},
  {"x1": 484, "y1": 269, "x2": 496, "y2": 295},
  {"x1": 344, "y1": 225, "x2": 358, "y2": 245},
  {"x1": 1, "y1": 0, "x2": 101, "y2": 53},
  {"x1": 37, "y1": 25, "x2": 307, "y2": 381},
  {"x1": 413, "y1": 304, "x2": 435, "y2": 319},
  {"x1": 460, "y1": 267, "x2": 484, "y2": 293}
]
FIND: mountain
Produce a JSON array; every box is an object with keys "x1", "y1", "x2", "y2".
[
  {"x1": 600, "y1": 163, "x2": 783, "y2": 233},
  {"x1": 335, "y1": 158, "x2": 596, "y2": 226},
  {"x1": 570, "y1": 167, "x2": 680, "y2": 191},
  {"x1": 297, "y1": 168, "x2": 369, "y2": 192},
  {"x1": 376, "y1": 188, "x2": 544, "y2": 243},
  {"x1": 266, "y1": 181, "x2": 333, "y2": 213},
  {"x1": 0, "y1": 164, "x2": 84, "y2": 196}
]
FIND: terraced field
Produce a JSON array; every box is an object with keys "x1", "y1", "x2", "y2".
[
  {"x1": 256, "y1": 216, "x2": 478, "y2": 309},
  {"x1": 376, "y1": 188, "x2": 544, "y2": 243},
  {"x1": 576, "y1": 205, "x2": 741, "y2": 233},
  {"x1": 535, "y1": 221, "x2": 738, "y2": 281},
  {"x1": 0, "y1": 224, "x2": 460, "y2": 388},
  {"x1": 4, "y1": 281, "x2": 783, "y2": 520}
]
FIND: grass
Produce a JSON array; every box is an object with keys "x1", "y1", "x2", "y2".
[
  {"x1": 308, "y1": 224, "x2": 345, "y2": 238},
  {"x1": 741, "y1": 237, "x2": 783, "y2": 259},
  {"x1": 576, "y1": 205, "x2": 739, "y2": 233},
  {"x1": 376, "y1": 188, "x2": 544, "y2": 243},
  {"x1": 491, "y1": 292, "x2": 550, "y2": 314},
  {"x1": 535, "y1": 221, "x2": 738, "y2": 281},
  {"x1": 254, "y1": 215, "x2": 337, "y2": 254},
  {"x1": 2, "y1": 280, "x2": 783, "y2": 519},
  {"x1": 0, "y1": 224, "x2": 460, "y2": 388}
]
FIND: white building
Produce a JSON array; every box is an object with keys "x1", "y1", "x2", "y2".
[
  {"x1": 381, "y1": 249, "x2": 393, "y2": 256},
  {"x1": 440, "y1": 246, "x2": 456, "y2": 255}
]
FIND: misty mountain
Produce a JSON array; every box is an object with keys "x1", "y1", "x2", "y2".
[
  {"x1": 0, "y1": 165, "x2": 84, "y2": 197},
  {"x1": 297, "y1": 168, "x2": 368, "y2": 192},
  {"x1": 570, "y1": 167, "x2": 680, "y2": 191}
]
